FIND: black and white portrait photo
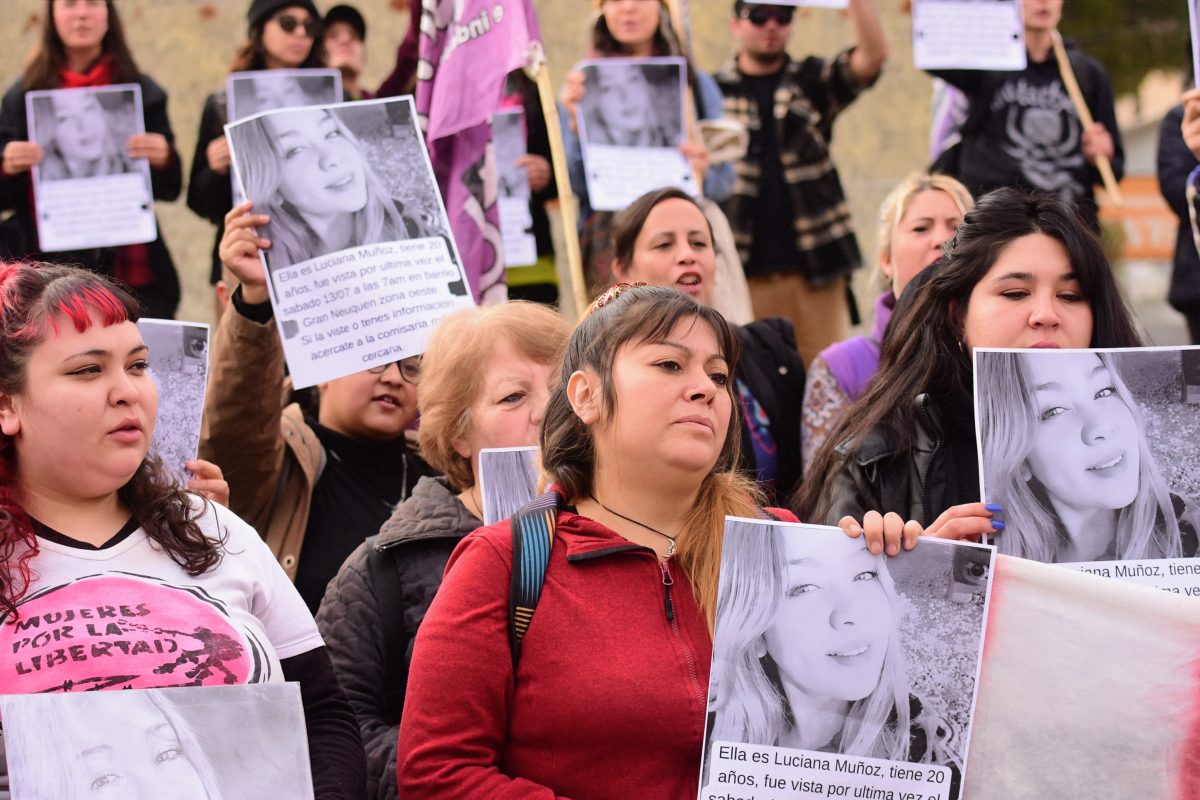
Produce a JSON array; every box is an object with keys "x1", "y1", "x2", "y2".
[
  {"x1": 27, "y1": 85, "x2": 142, "y2": 183},
  {"x1": 227, "y1": 69, "x2": 342, "y2": 122},
  {"x1": 138, "y1": 320, "x2": 209, "y2": 486},
  {"x1": 975, "y1": 347, "x2": 1200, "y2": 575},
  {"x1": 227, "y1": 98, "x2": 451, "y2": 274},
  {"x1": 577, "y1": 58, "x2": 684, "y2": 149},
  {"x1": 479, "y1": 446, "x2": 540, "y2": 525},
  {"x1": 493, "y1": 109, "x2": 529, "y2": 200},
  {"x1": 0, "y1": 683, "x2": 313, "y2": 800},
  {"x1": 24, "y1": 83, "x2": 157, "y2": 252},
  {"x1": 703, "y1": 519, "x2": 994, "y2": 800}
]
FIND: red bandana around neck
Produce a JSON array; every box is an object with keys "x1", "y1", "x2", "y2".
[{"x1": 58, "y1": 55, "x2": 114, "y2": 89}]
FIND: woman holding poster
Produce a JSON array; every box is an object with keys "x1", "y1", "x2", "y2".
[
  {"x1": 976, "y1": 349, "x2": 1200, "y2": 563},
  {"x1": 798, "y1": 188, "x2": 1145, "y2": 540},
  {"x1": 187, "y1": 0, "x2": 326, "y2": 290},
  {"x1": 0, "y1": 0, "x2": 182, "y2": 318},
  {"x1": 710, "y1": 522, "x2": 961, "y2": 786},
  {"x1": 0, "y1": 261, "x2": 364, "y2": 798}
]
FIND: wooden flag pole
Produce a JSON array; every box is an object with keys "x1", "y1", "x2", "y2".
[
  {"x1": 664, "y1": 0, "x2": 705, "y2": 191},
  {"x1": 1051, "y1": 30, "x2": 1122, "y2": 206},
  {"x1": 529, "y1": 56, "x2": 588, "y2": 319}
]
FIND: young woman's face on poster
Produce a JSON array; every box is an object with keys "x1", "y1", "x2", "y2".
[
  {"x1": 593, "y1": 66, "x2": 656, "y2": 146},
  {"x1": 765, "y1": 534, "x2": 891, "y2": 705},
  {"x1": 64, "y1": 697, "x2": 209, "y2": 799},
  {"x1": 251, "y1": 75, "x2": 315, "y2": 116},
  {"x1": 49, "y1": 93, "x2": 109, "y2": 169},
  {"x1": 1021, "y1": 352, "x2": 1140, "y2": 513},
  {"x1": 265, "y1": 109, "x2": 367, "y2": 219}
]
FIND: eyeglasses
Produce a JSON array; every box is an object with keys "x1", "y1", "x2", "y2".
[
  {"x1": 367, "y1": 356, "x2": 422, "y2": 384},
  {"x1": 738, "y1": 5, "x2": 795, "y2": 26},
  {"x1": 274, "y1": 13, "x2": 318, "y2": 37}
]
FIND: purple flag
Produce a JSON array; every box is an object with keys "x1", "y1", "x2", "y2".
[{"x1": 417, "y1": 0, "x2": 542, "y2": 304}]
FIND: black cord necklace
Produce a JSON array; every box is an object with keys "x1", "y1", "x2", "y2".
[{"x1": 589, "y1": 495, "x2": 677, "y2": 557}]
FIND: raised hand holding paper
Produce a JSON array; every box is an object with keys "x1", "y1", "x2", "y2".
[
  {"x1": 25, "y1": 84, "x2": 157, "y2": 252},
  {"x1": 912, "y1": 0, "x2": 1026, "y2": 71},
  {"x1": 702, "y1": 517, "x2": 994, "y2": 800},
  {"x1": 226, "y1": 97, "x2": 474, "y2": 389},
  {"x1": 137, "y1": 320, "x2": 210, "y2": 487},
  {"x1": 974, "y1": 346, "x2": 1200, "y2": 595},
  {"x1": 576, "y1": 57, "x2": 698, "y2": 212}
]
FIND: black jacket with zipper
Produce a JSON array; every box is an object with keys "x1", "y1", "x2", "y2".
[{"x1": 315, "y1": 475, "x2": 480, "y2": 800}]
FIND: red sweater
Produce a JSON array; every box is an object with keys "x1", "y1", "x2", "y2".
[{"x1": 397, "y1": 507, "x2": 796, "y2": 799}]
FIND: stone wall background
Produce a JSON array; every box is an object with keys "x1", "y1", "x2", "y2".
[{"x1": 1, "y1": 0, "x2": 930, "y2": 323}]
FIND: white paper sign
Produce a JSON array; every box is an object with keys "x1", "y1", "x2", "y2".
[
  {"x1": 576, "y1": 57, "x2": 698, "y2": 212},
  {"x1": 974, "y1": 346, "x2": 1200, "y2": 595},
  {"x1": 137, "y1": 319, "x2": 210, "y2": 486},
  {"x1": 493, "y1": 109, "x2": 538, "y2": 268},
  {"x1": 912, "y1": 0, "x2": 1027, "y2": 71},
  {"x1": 479, "y1": 446, "x2": 540, "y2": 525},
  {"x1": 1, "y1": 683, "x2": 314, "y2": 800},
  {"x1": 226, "y1": 97, "x2": 474, "y2": 389},
  {"x1": 25, "y1": 84, "x2": 157, "y2": 252},
  {"x1": 702, "y1": 518, "x2": 995, "y2": 800}
]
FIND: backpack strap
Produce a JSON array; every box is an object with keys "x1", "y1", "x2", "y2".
[
  {"x1": 364, "y1": 534, "x2": 409, "y2": 722},
  {"x1": 508, "y1": 491, "x2": 561, "y2": 668}
]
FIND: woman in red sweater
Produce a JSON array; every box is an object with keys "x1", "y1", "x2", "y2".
[{"x1": 396, "y1": 284, "x2": 790, "y2": 798}]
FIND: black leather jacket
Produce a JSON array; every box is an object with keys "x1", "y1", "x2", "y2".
[{"x1": 822, "y1": 393, "x2": 956, "y2": 527}]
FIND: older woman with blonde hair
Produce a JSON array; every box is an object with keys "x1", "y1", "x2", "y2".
[
  {"x1": 315, "y1": 300, "x2": 569, "y2": 800},
  {"x1": 801, "y1": 173, "x2": 973, "y2": 473}
]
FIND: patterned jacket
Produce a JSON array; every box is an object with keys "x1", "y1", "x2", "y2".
[{"x1": 715, "y1": 52, "x2": 875, "y2": 284}]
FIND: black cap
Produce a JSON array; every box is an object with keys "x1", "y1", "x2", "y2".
[
  {"x1": 323, "y1": 4, "x2": 367, "y2": 40},
  {"x1": 247, "y1": 0, "x2": 321, "y2": 30}
]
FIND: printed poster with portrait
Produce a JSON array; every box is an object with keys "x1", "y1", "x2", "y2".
[
  {"x1": 911, "y1": 0, "x2": 1026, "y2": 71},
  {"x1": 701, "y1": 518, "x2": 995, "y2": 800},
  {"x1": 492, "y1": 108, "x2": 538, "y2": 268},
  {"x1": 226, "y1": 96, "x2": 474, "y2": 389},
  {"x1": 25, "y1": 84, "x2": 157, "y2": 252},
  {"x1": 137, "y1": 319, "x2": 210, "y2": 486},
  {"x1": 974, "y1": 346, "x2": 1200, "y2": 595},
  {"x1": 226, "y1": 69, "x2": 343, "y2": 205},
  {"x1": 1, "y1": 683, "x2": 314, "y2": 799},
  {"x1": 478, "y1": 446, "x2": 541, "y2": 525},
  {"x1": 575, "y1": 56, "x2": 698, "y2": 212}
]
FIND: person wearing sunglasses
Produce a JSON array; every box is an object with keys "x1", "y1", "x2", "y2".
[
  {"x1": 186, "y1": 1, "x2": 326, "y2": 314},
  {"x1": 715, "y1": 0, "x2": 887, "y2": 366},
  {"x1": 201, "y1": 200, "x2": 439, "y2": 614}
]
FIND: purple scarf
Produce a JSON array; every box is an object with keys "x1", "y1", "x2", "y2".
[{"x1": 820, "y1": 291, "x2": 895, "y2": 402}]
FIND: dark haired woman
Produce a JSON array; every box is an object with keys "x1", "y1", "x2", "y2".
[
  {"x1": 609, "y1": 187, "x2": 805, "y2": 503},
  {"x1": 0, "y1": 261, "x2": 364, "y2": 797},
  {"x1": 186, "y1": 0, "x2": 324, "y2": 298},
  {"x1": 0, "y1": 0, "x2": 182, "y2": 319},
  {"x1": 797, "y1": 187, "x2": 1144, "y2": 546},
  {"x1": 397, "y1": 284, "x2": 799, "y2": 798}
]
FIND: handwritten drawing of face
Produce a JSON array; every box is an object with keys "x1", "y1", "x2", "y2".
[
  {"x1": 49, "y1": 92, "x2": 108, "y2": 171},
  {"x1": 764, "y1": 533, "x2": 892, "y2": 705},
  {"x1": 1022, "y1": 351, "x2": 1140, "y2": 513},
  {"x1": 265, "y1": 109, "x2": 367, "y2": 219},
  {"x1": 65, "y1": 695, "x2": 209, "y2": 800},
  {"x1": 593, "y1": 65, "x2": 653, "y2": 147}
]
